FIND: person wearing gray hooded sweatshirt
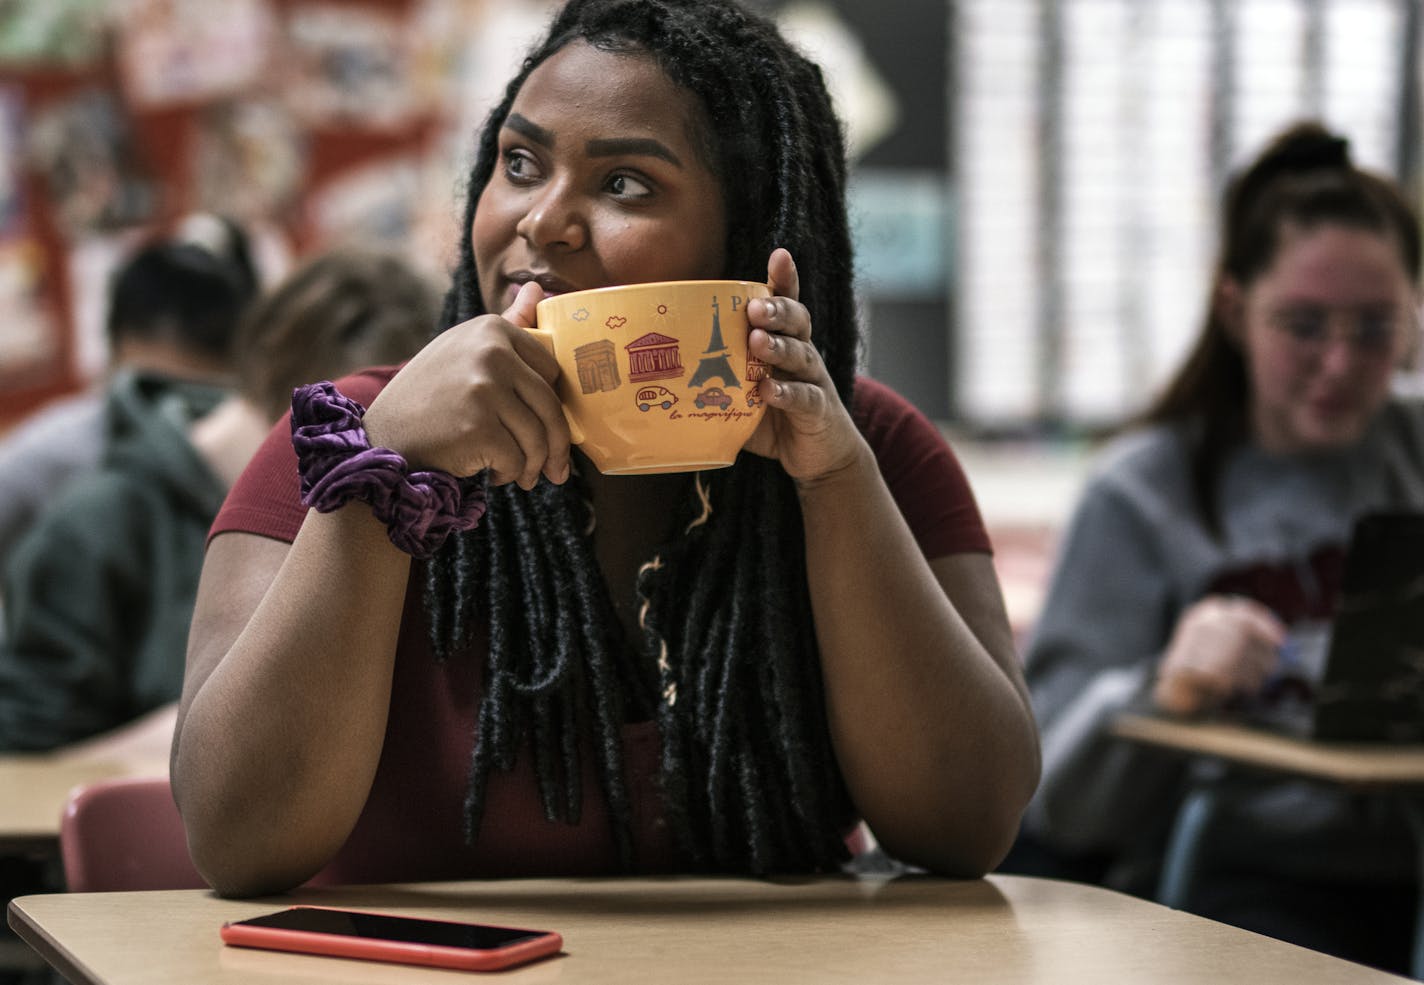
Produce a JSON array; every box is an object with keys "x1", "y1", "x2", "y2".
[
  {"x1": 0, "y1": 245, "x2": 437, "y2": 753},
  {"x1": 0, "y1": 236, "x2": 249, "y2": 751},
  {"x1": 1015, "y1": 122, "x2": 1424, "y2": 977}
]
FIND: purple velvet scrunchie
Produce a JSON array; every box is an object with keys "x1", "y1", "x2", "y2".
[{"x1": 290, "y1": 381, "x2": 486, "y2": 558}]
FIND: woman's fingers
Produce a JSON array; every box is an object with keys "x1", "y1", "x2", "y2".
[
  {"x1": 1155, "y1": 595, "x2": 1290, "y2": 713},
  {"x1": 1225, "y1": 596, "x2": 1288, "y2": 689},
  {"x1": 1228, "y1": 595, "x2": 1288, "y2": 645},
  {"x1": 739, "y1": 247, "x2": 870, "y2": 482},
  {"x1": 749, "y1": 293, "x2": 821, "y2": 393},
  {"x1": 756, "y1": 377, "x2": 833, "y2": 419},
  {"x1": 767, "y1": 246, "x2": 800, "y2": 301},
  {"x1": 463, "y1": 335, "x2": 570, "y2": 488},
  {"x1": 366, "y1": 307, "x2": 572, "y2": 485},
  {"x1": 750, "y1": 292, "x2": 812, "y2": 340},
  {"x1": 751, "y1": 248, "x2": 815, "y2": 382},
  {"x1": 504, "y1": 282, "x2": 570, "y2": 482},
  {"x1": 747, "y1": 313, "x2": 830, "y2": 424},
  {"x1": 505, "y1": 373, "x2": 572, "y2": 487},
  {"x1": 502, "y1": 280, "x2": 543, "y2": 328}
]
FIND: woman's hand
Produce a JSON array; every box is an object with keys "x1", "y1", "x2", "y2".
[
  {"x1": 1152, "y1": 595, "x2": 1286, "y2": 715},
  {"x1": 361, "y1": 281, "x2": 572, "y2": 489},
  {"x1": 742, "y1": 249, "x2": 865, "y2": 483}
]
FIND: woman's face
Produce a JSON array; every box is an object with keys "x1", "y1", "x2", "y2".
[
  {"x1": 473, "y1": 41, "x2": 728, "y2": 312},
  {"x1": 1231, "y1": 223, "x2": 1417, "y2": 454}
]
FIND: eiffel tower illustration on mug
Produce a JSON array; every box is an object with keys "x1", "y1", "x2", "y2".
[{"x1": 687, "y1": 295, "x2": 741, "y2": 389}]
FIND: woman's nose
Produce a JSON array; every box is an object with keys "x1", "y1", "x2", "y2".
[
  {"x1": 1317, "y1": 333, "x2": 1367, "y2": 378},
  {"x1": 516, "y1": 182, "x2": 587, "y2": 252}
]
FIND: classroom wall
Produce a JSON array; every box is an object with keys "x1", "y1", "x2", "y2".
[{"x1": 0, "y1": 0, "x2": 543, "y2": 430}]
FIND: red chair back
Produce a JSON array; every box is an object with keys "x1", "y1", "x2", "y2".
[{"x1": 60, "y1": 776, "x2": 206, "y2": 892}]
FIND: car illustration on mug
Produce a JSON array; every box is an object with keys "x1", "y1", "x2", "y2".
[
  {"x1": 636, "y1": 386, "x2": 678, "y2": 411},
  {"x1": 694, "y1": 387, "x2": 732, "y2": 410}
]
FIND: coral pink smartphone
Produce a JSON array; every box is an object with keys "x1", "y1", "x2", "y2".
[{"x1": 220, "y1": 905, "x2": 562, "y2": 971}]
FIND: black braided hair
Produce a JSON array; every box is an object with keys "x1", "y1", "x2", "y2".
[{"x1": 422, "y1": 0, "x2": 860, "y2": 874}]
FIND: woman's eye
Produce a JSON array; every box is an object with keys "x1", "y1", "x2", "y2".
[
  {"x1": 607, "y1": 173, "x2": 653, "y2": 199},
  {"x1": 1355, "y1": 313, "x2": 1398, "y2": 352},
  {"x1": 1277, "y1": 310, "x2": 1327, "y2": 342},
  {"x1": 504, "y1": 151, "x2": 541, "y2": 182}
]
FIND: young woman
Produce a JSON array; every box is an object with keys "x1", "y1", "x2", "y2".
[
  {"x1": 1020, "y1": 121, "x2": 1423, "y2": 973},
  {"x1": 172, "y1": 0, "x2": 1039, "y2": 897}
]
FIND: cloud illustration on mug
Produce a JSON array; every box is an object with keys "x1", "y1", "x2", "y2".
[{"x1": 605, "y1": 315, "x2": 627, "y2": 330}]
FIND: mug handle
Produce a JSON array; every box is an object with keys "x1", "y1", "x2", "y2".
[{"x1": 522, "y1": 326, "x2": 586, "y2": 445}]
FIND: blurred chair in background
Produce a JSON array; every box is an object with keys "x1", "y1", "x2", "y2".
[
  {"x1": 60, "y1": 774, "x2": 355, "y2": 892},
  {"x1": 59, "y1": 777, "x2": 206, "y2": 893}
]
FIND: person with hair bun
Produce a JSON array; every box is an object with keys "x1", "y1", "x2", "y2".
[
  {"x1": 1015, "y1": 121, "x2": 1424, "y2": 974},
  {"x1": 173, "y1": 0, "x2": 1039, "y2": 899}
]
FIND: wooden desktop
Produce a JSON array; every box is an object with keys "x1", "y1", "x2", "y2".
[
  {"x1": 1110, "y1": 710, "x2": 1424, "y2": 979},
  {"x1": 10, "y1": 873, "x2": 1417, "y2": 984}
]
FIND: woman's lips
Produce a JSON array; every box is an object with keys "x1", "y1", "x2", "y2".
[
  {"x1": 501, "y1": 273, "x2": 575, "y2": 311},
  {"x1": 1307, "y1": 392, "x2": 1360, "y2": 421}
]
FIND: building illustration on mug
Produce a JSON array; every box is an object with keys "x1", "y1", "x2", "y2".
[
  {"x1": 575, "y1": 339, "x2": 620, "y2": 393},
  {"x1": 566, "y1": 293, "x2": 757, "y2": 423},
  {"x1": 626, "y1": 331, "x2": 684, "y2": 383},
  {"x1": 687, "y1": 296, "x2": 741, "y2": 390}
]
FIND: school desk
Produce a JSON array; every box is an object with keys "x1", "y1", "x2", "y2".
[
  {"x1": 9, "y1": 873, "x2": 1416, "y2": 984},
  {"x1": 1111, "y1": 710, "x2": 1424, "y2": 978},
  {"x1": 0, "y1": 755, "x2": 167, "y2": 856},
  {"x1": 0, "y1": 705, "x2": 173, "y2": 854}
]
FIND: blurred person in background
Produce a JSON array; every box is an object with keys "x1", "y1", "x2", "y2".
[
  {"x1": 1010, "y1": 121, "x2": 1424, "y2": 975},
  {"x1": 189, "y1": 249, "x2": 439, "y2": 491},
  {"x1": 0, "y1": 247, "x2": 436, "y2": 753},
  {"x1": 0, "y1": 213, "x2": 259, "y2": 569}
]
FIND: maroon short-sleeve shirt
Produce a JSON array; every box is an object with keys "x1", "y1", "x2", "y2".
[{"x1": 211, "y1": 370, "x2": 990, "y2": 881}]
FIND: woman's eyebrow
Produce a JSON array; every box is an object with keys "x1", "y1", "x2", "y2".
[
  {"x1": 586, "y1": 137, "x2": 683, "y2": 167},
  {"x1": 505, "y1": 113, "x2": 554, "y2": 146}
]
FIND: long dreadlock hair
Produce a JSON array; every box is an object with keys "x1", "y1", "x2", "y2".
[{"x1": 422, "y1": 0, "x2": 860, "y2": 874}]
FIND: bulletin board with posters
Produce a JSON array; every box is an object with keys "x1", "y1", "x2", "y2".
[{"x1": 0, "y1": 0, "x2": 548, "y2": 431}]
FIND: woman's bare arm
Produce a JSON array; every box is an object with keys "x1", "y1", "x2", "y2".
[
  {"x1": 171, "y1": 509, "x2": 410, "y2": 897},
  {"x1": 173, "y1": 292, "x2": 568, "y2": 897},
  {"x1": 798, "y1": 443, "x2": 1040, "y2": 877},
  {"x1": 743, "y1": 250, "x2": 1039, "y2": 875}
]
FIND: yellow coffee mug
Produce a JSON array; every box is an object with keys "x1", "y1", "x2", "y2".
[{"x1": 531, "y1": 280, "x2": 771, "y2": 474}]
